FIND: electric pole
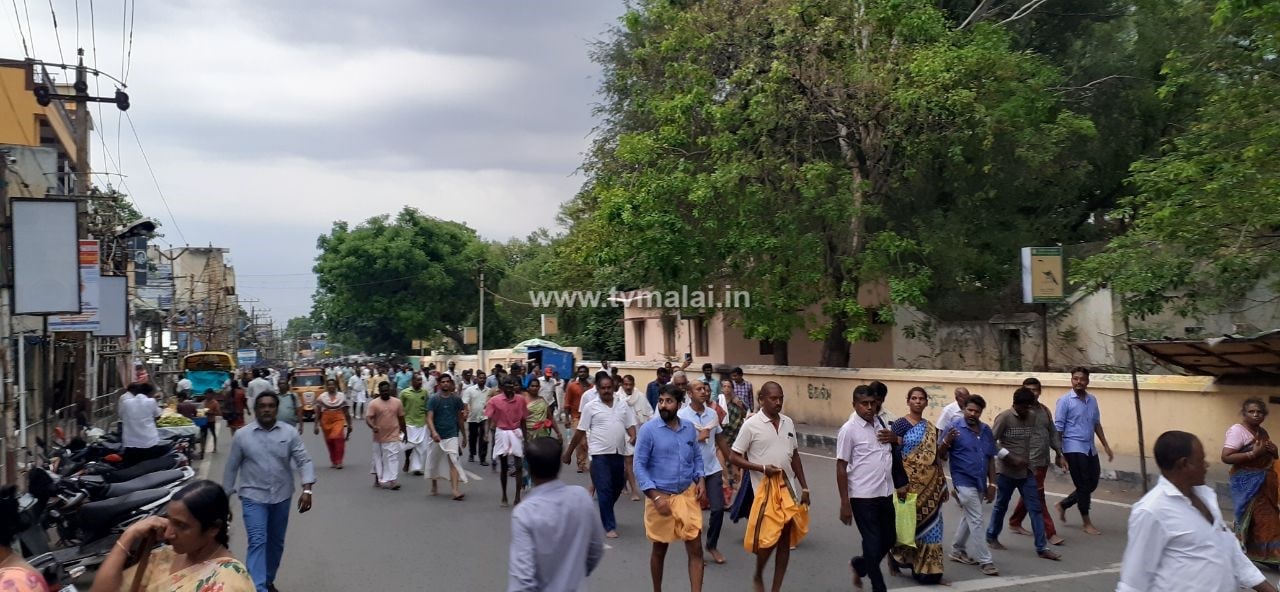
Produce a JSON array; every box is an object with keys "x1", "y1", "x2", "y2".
[
  {"x1": 478, "y1": 268, "x2": 485, "y2": 374},
  {"x1": 1, "y1": 152, "x2": 16, "y2": 484}
]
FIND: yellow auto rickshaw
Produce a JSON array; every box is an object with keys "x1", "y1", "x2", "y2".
[{"x1": 290, "y1": 367, "x2": 325, "y2": 422}]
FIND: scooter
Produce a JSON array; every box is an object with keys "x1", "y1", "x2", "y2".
[{"x1": 27, "y1": 552, "x2": 81, "y2": 592}]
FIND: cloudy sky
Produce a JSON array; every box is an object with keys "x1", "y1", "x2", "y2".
[{"x1": 3, "y1": 0, "x2": 625, "y2": 321}]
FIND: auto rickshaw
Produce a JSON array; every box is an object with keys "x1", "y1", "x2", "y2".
[
  {"x1": 180, "y1": 352, "x2": 236, "y2": 401},
  {"x1": 290, "y1": 367, "x2": 325, "y2": 422}
]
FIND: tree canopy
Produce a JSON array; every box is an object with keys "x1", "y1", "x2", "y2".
[
  {"x1": 312, "y1": 208, "x2": 493, "y2": 354},
  {"x1": 1074, "y1": 0, "x2": 1280, "y2": 319},
  {"x1": 563, "y1": 0, "x2": 1095, "y2": 365}
]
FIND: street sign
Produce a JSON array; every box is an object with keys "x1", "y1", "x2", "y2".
[
  {"x1": 463, "y1": 327, "x2": 478, "y2": 345},
  {"x1": 1021, "y1": 246, "x2": 1065, "y2": 303},
  {"x1": 541, "y1": 314, "x2": 559, "y2": 336},
  {"x1": 236, "y1": 349, "x2": 258, "y2": 366}
]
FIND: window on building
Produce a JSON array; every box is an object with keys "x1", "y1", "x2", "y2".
[
  {"x1": 693, "y1": 317, "x2": 710, "y2": 357},
  {"x1": 661, "y1": 315, "x2": 677, "y2": 355},
  {"x1": 633, "y1": 320, "x2": 646, "y2": 356},
  {"x1": 758, "y1": 340, "x2": 775, "y2": 356}
]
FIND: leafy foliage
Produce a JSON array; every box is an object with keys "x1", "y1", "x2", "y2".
[
  {"x1": 564, "y1": 0, "x2": 1093, "y2": 365},
  {"x1": 1074, "y1": 0, "x2": 1280, "y2": 318},
  {"x1": 312, "y1": 208, "x2": 491, "y2": 354}
]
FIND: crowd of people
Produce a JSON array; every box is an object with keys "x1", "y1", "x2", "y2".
[{"x1": 1, "y1": 361, "x2": 1268, "y2": 592}]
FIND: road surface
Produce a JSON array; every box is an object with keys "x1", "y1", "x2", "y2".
[{"x1": 203, "y1": 420, "x2": 1139, "y2": 591}]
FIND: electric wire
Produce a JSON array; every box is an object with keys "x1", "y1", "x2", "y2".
[
  {"x1": 45, "y1": 0, "x2": 63, "y2": 64},
  {"x1": 10, "y1": 0, "x2": 30, "y2": 56},
  {"x1": 125, "y1": 110, "x2": 188, "y2": 245},
  {"x1": 20, "y1": 0, "x2": 37, "y2": 60},
  {"x1": 121, "y1": 0, "x2": 133, "y2": 83}
]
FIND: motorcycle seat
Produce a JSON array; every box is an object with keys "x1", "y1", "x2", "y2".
[
  {"x1": 105, "y1": 454, "x2": 179, "y2": 483},
  {"x1": 77, "y1": 488, "x2": 170, "y2": 527},
  {"x1": 102, "y1": 469, "x2": 185, "y2": 499}
]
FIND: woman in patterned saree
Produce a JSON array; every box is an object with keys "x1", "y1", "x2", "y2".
[
  {"x1": 889, "y1": 386, "x2": 948, "y2": 585},
  {"x1": 90, "y1": 480, "x2": 254, "y2": 592},
  {"x1": 1224, "y1": 398, "x2": 1280, "y2": 565}
]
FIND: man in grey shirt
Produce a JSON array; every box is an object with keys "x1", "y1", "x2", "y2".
[
  {"x1": 224, "y1": 391, "x2": 316, "y2": 592},
  {"x1": 508, "y1": 437, "x2": 604, "y2": 592},
  {"x1": 985, "y1": 387, "x2": 1061, "y2": 561}
]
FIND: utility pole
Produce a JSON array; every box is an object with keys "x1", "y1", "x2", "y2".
[
  {"x1": 478, "y1": 269, "x2": 485, "y2": 374},
  {"x1": 1, "y1": 152, "x2": 16, "y2": 484}
]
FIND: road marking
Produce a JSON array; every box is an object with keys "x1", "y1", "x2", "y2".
[
  {"x1": 892, "y1": 565, "x2": 1121, "y2": 591},
  {"x1": 798, "y1": 451, "x2": 1134, "y2": 508}
]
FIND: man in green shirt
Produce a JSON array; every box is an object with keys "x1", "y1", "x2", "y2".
[
  {"x1": 401, "y1": 374, "x2": 430, "y2": 475},
  {"x1": 426, "y1": 374, "x2": 469, "y2": 500}
]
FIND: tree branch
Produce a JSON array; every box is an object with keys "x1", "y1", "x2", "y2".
[{"x1": 1000, "y1": 0, "x2": 1052, "y2": 25}]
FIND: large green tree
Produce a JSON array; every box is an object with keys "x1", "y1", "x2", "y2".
[
  {"x1": 1074, "y1": 0, "x2": 1280, "y2": 318},
  {"x1": 312, "y1": 208, "x2": 496, "y2": 353},
  {"x1": 564, "y1": 0, "x2": 1093, "y2": 366}
]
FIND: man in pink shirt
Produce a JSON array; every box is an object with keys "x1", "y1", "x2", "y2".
[
  {"x1": 486, "y1": 377, "x2": 530, "y2": 507},
  {"x1": 365, "y1": 382, "x2": 407, "y2": 490}
]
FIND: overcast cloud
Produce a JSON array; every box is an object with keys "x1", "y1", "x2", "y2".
[{"x1": 2, "y1": 0, "x2": 625, "y2": 320}]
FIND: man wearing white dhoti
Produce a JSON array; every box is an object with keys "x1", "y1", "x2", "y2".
[
  {"x1": 486, "y1": 377, "x2": 530, "y2": 507},
  {"x1": 400, "y1": 374, "x2": 431, "y2": 475},
  {"x1": 426, "y1": 374, "x2": 469, "y2": 500},
  {"x1": 365, "y1": 382, "x2": 406, "y2": 490}
]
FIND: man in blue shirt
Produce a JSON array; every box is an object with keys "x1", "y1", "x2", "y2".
[
  {"x1": 634, "y1": 383, "x2": 705, "y2": 591},
  {"x1": 645, "y1": 367, "x2": 671, "y2": 411},
  {"x1": 1053, "y1": 367, "x2": 1114, "y2": 536},
  {"x1": 943, "y1": 395, "x2": 999, "y2": 576},
  {"x1": 508, "y1": 437, "x2": 605, "y2": 592},
  {"x1": 224, "y1": 391, "x2": 317, "y2": 592}
]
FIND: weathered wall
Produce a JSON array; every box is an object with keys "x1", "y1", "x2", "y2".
[{"x1": 588, "y1": 362, "x2": 1261, "y2": 457}]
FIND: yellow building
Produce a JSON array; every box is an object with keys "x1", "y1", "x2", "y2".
[{"x1": 0, "y1": 57, "x2": 88, "y2": 195}]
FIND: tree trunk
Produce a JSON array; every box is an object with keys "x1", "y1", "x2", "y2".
[
  {"x1": 821, "y1": 314, "x2": 852, "y2": 367},
  {"x1": 771, "y1": 340, "x2": 790, "y2": 366}
]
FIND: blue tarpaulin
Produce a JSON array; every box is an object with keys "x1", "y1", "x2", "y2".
[{"x1": 187, "y1": 370, "x2": 229, "y2": 398}]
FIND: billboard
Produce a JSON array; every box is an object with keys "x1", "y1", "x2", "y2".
[
  {"x1": 236, "y1": 349, "x2": 258, "y2": 366},
  {"x1": 1021, "y1": 247, "x2": 1065, "y2": 304},
  {"x1": 95, "y1": 275, "x2": 128, "y2": 337},
  {"x1": 51, "y1": 240, "x2": 102, "y2": 332},
  {"x1": 12, "y1": 199, "x2": 80, "y2": 314}
]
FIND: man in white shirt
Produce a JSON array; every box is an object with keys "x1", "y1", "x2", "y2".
[
  {"x1": 936, "y1": 386, "x2": 970, "y2": 438},
  {"x1": 1117, "y1": 430, "x2": 1276, "y2": 592},
  {"x1": 462, "y1": 371, "x2": 492, "y2": 465},
  {"x1": 176, "y1": 376, "x2": 193, "y2": 398},
  {"x1": 728, "y1": 382, "x2": 810, "y2": 592},
  {"x1": 246, "y1": 368, "x2": 277, "y2": 410},
  {"x1": 836, "y1": 385, "x2": 897, "y2": 592},
  {"x1": 537, "y1": 368, "x2": 562, "y2": 415},
  {"x1": 118, "y1": 382, "x2": 163, "y2": 465},
  {"x1": 562, "y1": 375, "x2": 637, "y2": 538}
]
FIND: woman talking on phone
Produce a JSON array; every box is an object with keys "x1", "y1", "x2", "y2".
[{"x1": 90, "y1": 479, "x2": 254, "y2": 592}]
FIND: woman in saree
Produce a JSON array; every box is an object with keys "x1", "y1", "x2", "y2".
[
  {"x1": 719, "y1": 378, "x2": 747, "y2": 497},
  {"x1": 1224, "y1": 397, "x2": 1280, "y2": 565},
  {"x1": 314, "y1": 378, "x2": 353, "y2": 469},
  {"x1": 889, "y1": 386, "x2": 948, "y2": 585},
  {"x1": 91, "y1": 479, "x2": 253, "y2": 592},
  {"x1": 524, "y1": 379, "x2": 560, "y2": 441}
]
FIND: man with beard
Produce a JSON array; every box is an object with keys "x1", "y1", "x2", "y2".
[
  {"x1": 487, "y1": 377, "x2": 530, "y2": 507},
  {"x1": 425, "y1": 374, "x2": 469, "y2": 500},
  {"x1": 365, "y1": 382, "x2": 406, "y2": 490},
  {"x1": 564, "y1": 365, "x2": 593, "y2": 472},
  {"x1": 400, "y1": 374, "x2": 431, "y2": 475},
  {"x1": 635, "y1": 383, "x2": 705, "y2": 591},
  {"x1": 943, "y1": 395, "x2": 1000, "y2": 576},
  {"x1": 563, "y1": 375, "x2": 637, "y2": 538}
]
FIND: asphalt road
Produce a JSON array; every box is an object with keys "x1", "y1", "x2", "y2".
[{"x1": 203, "y1": 420, "x2": 1140, "y2": 591}]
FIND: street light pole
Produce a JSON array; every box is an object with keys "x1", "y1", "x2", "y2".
[{"x1": 478, "y1": 269, "x2": 485, "y2": 374}]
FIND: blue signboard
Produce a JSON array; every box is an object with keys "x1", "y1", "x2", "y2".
[{"x1": 237, "y1": 348, "x2": 258, "y2": 366}]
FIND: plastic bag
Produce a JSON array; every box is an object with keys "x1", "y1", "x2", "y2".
[{"x1": 894, "y1": 493, "x2": 918, "y2": 548}]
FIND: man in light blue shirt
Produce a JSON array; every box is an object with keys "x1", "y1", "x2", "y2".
[
  {"x1": 678, "y1": 380, "x2": 733, "y2": 564},
  {"x1": 224, "y1": 391, "x2": 316, "y2": 592},
  {"x1": 395, "y1": 366, "x2": 413, "y2": 391},
  {"x1": 509, "y1": 437, "x2": 604, "y2": 592},
  {"x1": 1053, "y1": 367, "x2": 1114, "y2": 536},
  {"x1": 634, "y1": 384, "x2": 705, "y2": 591}
]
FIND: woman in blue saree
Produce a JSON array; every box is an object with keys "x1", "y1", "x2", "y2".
[
  {"x1": 1224, "y1": 398, "x2": 1280, "y2": 565},
  {"x1": 889, "y1": 386, "x2": 947, "y2": 584}
]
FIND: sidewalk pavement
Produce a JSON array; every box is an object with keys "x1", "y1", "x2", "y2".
[{"x1": 795, "y1": 421, "x2": 1236, "y2": 508}]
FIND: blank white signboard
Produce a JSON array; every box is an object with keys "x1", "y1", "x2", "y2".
[
  {"x1": 13, "y1": 199, "x2": 80, "y2": 314},
  {"x1": 96, "y1": 275, "x2": 128, "y2": 336}
]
